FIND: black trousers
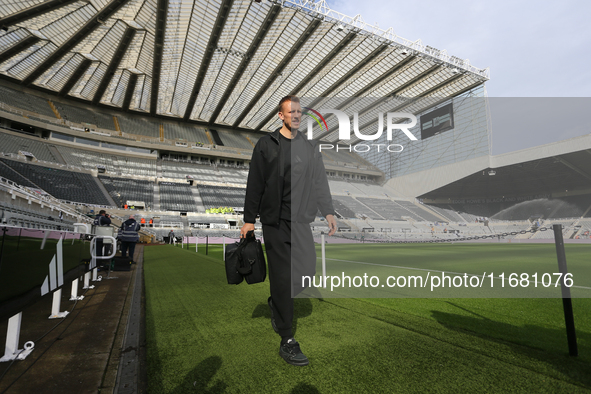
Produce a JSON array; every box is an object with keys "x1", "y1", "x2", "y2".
[
  {"x1": 120, "y1": 241, "x2": 136, "y2": 260},
  {"x1": 96, "y1": 238, "x2": 105, "y2": 257},
  {"x1": 263, "y1": 220, "x2": 316, "y2": 338}
]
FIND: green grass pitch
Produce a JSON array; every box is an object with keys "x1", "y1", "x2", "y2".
[{"x1": 144, "y1": 243, "x2": 591, "y2": 393}]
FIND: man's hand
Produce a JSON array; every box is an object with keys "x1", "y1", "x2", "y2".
[
  {"x1": 240, "y1": 222, "x2": 255, "y2": 238},
  {"x1": 326, "y1": 214, "x2": 337, "y2": 236}
]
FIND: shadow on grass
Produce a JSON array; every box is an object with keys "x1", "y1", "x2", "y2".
[
  {"x1": 252, "y1": 298, "x2": 313, "y2": 336},
  {"x1": 290, "y1": 383, "x2": 320, "y2": 393},
  {"x1": 431, "y1": 310, "x2": 591, "y2": 389},
  {"x1": 169, "y1": 356, "x2": 226, "y2": 394}
]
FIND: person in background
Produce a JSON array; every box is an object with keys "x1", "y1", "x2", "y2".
[
  {"x1": 140, "y1": 217, "x2": 146, "y2": 227},
  {"x1": 118, "y1": 215, "x2": 141, "y2": 261},
  {"x1": 94, "y1": 210, "x2": 111, "y2": 257},
  {"x1": 168, "y1": 229, "x2": 175, "y2": 244}
]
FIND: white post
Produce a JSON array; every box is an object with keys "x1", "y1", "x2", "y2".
[
  {"x1": 83, "y1": 271, "x2": 94, "y2": 289},
  {"x1": 196, "y1": 236, "x2": 198, "y2": 252},
  {"x1": 223, "y1": 236, "x2": 226, "y2": 261},
  {"x1": 70, "y1": 278, "x2": 84, "y2": 301},
  {"x1": 49, "y1": 289, "x2": 69, "y2": 319},
  {"x1": 321, "y1": 233, "x2": 326, "y2": 289},
  {"x1": 40, "y1": 230, "x2": 50, "y2": 250},
  {"x1": 0, "y1": 313, "x2": 35, "y2": 362}
]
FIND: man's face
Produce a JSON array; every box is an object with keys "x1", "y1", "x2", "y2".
[{"x1": 279, "y1": 100, "x2": 301, "y2": 131}]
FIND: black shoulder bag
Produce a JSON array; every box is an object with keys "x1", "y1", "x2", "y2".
[{"x1": 225, "y1": 230, "x2": 266, "y2": 285}]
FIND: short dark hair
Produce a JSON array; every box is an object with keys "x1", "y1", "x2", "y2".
[
  {"x1": 278, "y1": 95, "x2": 299, "y2": 112},
  {"x1": 99, "y1": 210, "x2": 106, "y2": 215}
]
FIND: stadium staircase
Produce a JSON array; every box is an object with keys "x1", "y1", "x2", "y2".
[
  {"x1": 153, "y1": 183, "x2": 160, "y2": 210},
  {"x1": 92, "y1": 176, "x2": 117, "y2": 207},
  {"x1": 156, "y1": 158, "x2": 162, "y2": 177},
  {"x1": 191, "y1": 186, "x2": 205, "y2": 212},
  {"x1": 181, "y1": 216, "x2": 191, "y2": 236},
  {"x1": 46, "y1": 144, "x2": 67, "y2": 165},
  {"x1": 48, "y1": 101, "x2": 61, "y2": 119},
  {"x1": 419, "y1": 205, "x2": 450, "y2": 222},
  {"x1": 445, "y1": 206, "x2": 467, "y2": 222},
  {"x1": 353, "y1": 197, "x2": 385, "y2": 219}
]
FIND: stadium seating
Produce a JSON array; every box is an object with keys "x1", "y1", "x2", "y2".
[
  {"x1": 0, "y1": 158, "x2": 111, "y2": 205},
  {"x1": 393, "y1": 200, "x2": 441, "y2": 222},
  {"x1": 0, "y1": 159, "x2": 37, "y2": 187},
  {"x1": 0, "y1": 85, "x2": 56, "y2": 118},
  {"x1": 117, "y1": 113, "x2": 159, "y2": 137},
  {"x1": 57, "y1": 145, "x2": 157, "y2": 176},
  {"x1": 159, "y1": 182, "x2": 198, "y2": 212},
  {"x1": 0, "y1": 201, "x2": 74, "y2": 230},
  {"x1": 356, "y1": 198, "x2": 417, "y2": 221},
  {"x1": 162, "y1": 122, "x2": 209, "y2": 143},
  {"x1": 332, "y1": 199, "x2": 357, "y2": 218},
  {"x1": 161, "y1": 160, "x2": 218, "y2": 181},
  {"x1": 54, "y1": 103, "x2": 116, "y2": 130},
  {"x1": 332, "y1": 196, "x2": 383, "y2": 219},
  {"x1": 0, "y1": 130, "x2": 60, "y2": 162},
  {"x1": 216, "y1": 129, "x2": 253, "y2": 150},
  {"x1": 196, "y1": 184, "x2": 245, "y2": 209},
  {"x1": 99, "y1": 175, "x2": 155, "y2": 208}
]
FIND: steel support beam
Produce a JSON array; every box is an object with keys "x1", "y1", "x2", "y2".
[
  {"x1": 122, "y1": 73, "x2": 138, "y2": 110},
  {"x1": 315, "y1": 63, "x2": 440, "y2": 141},
  {"x1": 311, "y1": 55, "x2": 417, "y2": 140},
  {"x1": 201, "y1": 3, "x2": 281, "y2": 123},
  {"x1": 305, "y1": 43, "x2": 389, "y2": 110},
  {"x1": 229, "y1": 18, "x2": 321, "y2": 128},
  {"x1": 254, "y1": 30, "x2": 357, "y2": 131},
  {"x1": 182, "y1": 0, "x2": 235, "y2": 120},
  {"x1": 59, "y1": 58, "x2": 91, "y2": 96},
  {"x1": 92, "y1": 27, "x2": 136, "y2": 104},
  {"x1": 150, "y1": 0, "x2": 168, "y2": 114},
  {"x1": 556, "y1": 157, "x2": 591, "y2": 181},
  {"x1": 21, "y1": 0, "x2": 129, "y2": 86},
  {"x1": 346, "y1": 73, "x2": 478, "y2": 145},
  {"x1": 0, "y1": 36, "x2": 40, "y2": 64},
  {"x1": 0, "y1": 0, "x2": 79, "y2": 29}
]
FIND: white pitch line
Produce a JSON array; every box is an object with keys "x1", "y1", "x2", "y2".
[{"x1": 322, "y1": 257, "x2": 591, "y2": 290}]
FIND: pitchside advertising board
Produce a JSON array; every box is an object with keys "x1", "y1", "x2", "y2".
[{"x1": 0, "y1": 228, "x2": 91, "y2": 321}]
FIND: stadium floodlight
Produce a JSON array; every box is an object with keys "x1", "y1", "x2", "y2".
[
  {"x1": 336, "y1": 24, "x2": 346, "y2": 32},
  {"x1": 399, "y1": 48, "x2": 409, "y2": 55},
  {"x1": 451, "y1": 68, "x2": 460, "y2": 74},
  {"x1": 488, "y1": 170, "x2": 496, "y2": 176}
]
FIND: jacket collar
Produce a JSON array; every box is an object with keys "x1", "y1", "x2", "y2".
[
  {"x1": 271, "y1": 127, "x2": 313, "y2": 146},
  {"x1": 270, "y1": 128, "x2": 281, "y2": 143}
]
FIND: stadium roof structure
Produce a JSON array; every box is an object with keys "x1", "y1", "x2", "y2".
[
  {"x1": 414, "y1": 134, "x2": 591, "y2": 203},
  {"x1": 0, "y1": 0, "x2": 488, "y2": 138}
]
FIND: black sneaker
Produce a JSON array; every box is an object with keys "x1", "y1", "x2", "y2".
[
  {"x1": 268, "y1": 297, "x2": 279, "y2": 333},
  {"x1": 279, "y1": 338, "x2": 309, "y2": 366}
]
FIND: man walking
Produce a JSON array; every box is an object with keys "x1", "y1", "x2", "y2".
[
  {"x1": 241, "y1": 95, "x2": 336, "y2": 366},
  {"x1": 118, "y1": 215, "x2": 141, "y2": 261}
]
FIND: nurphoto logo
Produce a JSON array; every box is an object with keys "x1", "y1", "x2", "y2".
[{"x1": 303, "y1": 108, "x2": 418, "y2": 153}]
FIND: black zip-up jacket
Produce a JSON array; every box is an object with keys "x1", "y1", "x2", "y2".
[{"x1": 244, "y1": 128, "x2": 334, "y2": 225}]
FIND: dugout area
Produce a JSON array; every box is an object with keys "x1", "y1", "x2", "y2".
[{"x1": 143, "y1": 243, "x2": 591, "y2": 393}]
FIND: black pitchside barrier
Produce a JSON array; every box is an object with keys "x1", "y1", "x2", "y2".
[{"x1": 552, "y1": 224, "x2": 578, "y2": 357}]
